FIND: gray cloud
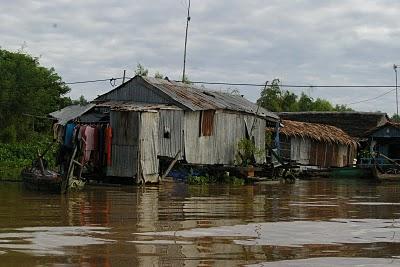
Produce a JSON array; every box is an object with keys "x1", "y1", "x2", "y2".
[{"x1": 1, "y1": 0, "x2": 400, "y2": 114}]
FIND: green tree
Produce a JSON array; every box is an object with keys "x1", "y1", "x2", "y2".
[
  {"x1": 391, "y1": 114, "x2": 400, "y2": 122},
  {"x1": 154, "y1": 71, "x2": 164, "y2": 79},
  {"x1": 72, "y1": 95, "x2": 88, "y2": 105},
  {"x1": 257, "y1": 79, "x2": 283, "y2": 112},
  {"x1": 134, "y1": 63, "x2": 148, "y2": 76},
  {"x1": 0, "y1": 49, "x2": 70, "y2": 142},
  {"x1": 257, "y1": 78, "x2": 353, "y2": 112}
]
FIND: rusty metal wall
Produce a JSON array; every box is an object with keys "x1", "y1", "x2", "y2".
[
  {"x1": 107, "y1": 111, "x2": 140, "y2": 178},
  {"x1": 158, "y1": 110, "x2": 184, "y2": 159},
  {"x1": 184, "y1": 111, "x2": 266, "y2": 165}
]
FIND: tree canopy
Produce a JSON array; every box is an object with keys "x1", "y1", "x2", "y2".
[
  {"x1": 0, "y1": 49, "x2": 71, "y2": 142},
  {"x1": 256, "y1": 79, "x2": 353, "y2": 112}
]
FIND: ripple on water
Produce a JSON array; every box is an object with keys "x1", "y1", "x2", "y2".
[
  {"x1": 246, "y1": 257, "x2": 400, "y2": 267},
  {"x1": 0, "y1": 226, "x2": 114, "y2": 256},
  {"x1": 134, "y1": 219, "x2": 400, "y2": 247}
]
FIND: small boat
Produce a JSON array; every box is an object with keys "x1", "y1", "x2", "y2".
[
  {"x1": 21, "y1": 165, "x2": 85, "y2": 193},
  {"x1": 371, "y1": 166, "x2": 400, "y2": 181},
  {"x1": 21, "y1": 144, "x2": 85, "y2": 193}
]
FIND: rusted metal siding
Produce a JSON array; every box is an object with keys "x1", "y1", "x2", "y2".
[
  {"x1": 200, "y1": 110, "x2": 215, "y2": 136},
  {"x1": 107, "y1": 111, "x2": 140, "y2": 177},
  {"x1": 158, "y1": 109, "x2": 184, "y2": 159},
  {"x1": 184, "y1": 111, "x2": 266, "y2": 165}
]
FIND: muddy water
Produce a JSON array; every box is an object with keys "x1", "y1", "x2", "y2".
[{"x1": 1, "y1": 179, "x2": 400, "y2": 266}]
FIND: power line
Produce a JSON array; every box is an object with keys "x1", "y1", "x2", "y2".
[
  {"x1": 188, "y1": 80, "x2": 395, "y2": 88},
  {"x1": 65, "y1": 77, "x2": 124, "y2": 85},
  {"x1": 346, "y1": 88, "x2": 396, "y2": 105}
]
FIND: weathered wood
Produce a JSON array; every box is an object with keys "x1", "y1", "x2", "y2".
[
  {"x1": 161, "y1": 150, "x2": 181, "y2": 182},
  {"x1": 61, "y1": 146, "x2": 77, "y2": 194}
]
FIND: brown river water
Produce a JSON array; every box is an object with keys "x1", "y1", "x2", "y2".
[{"x1": 1, "y1": 179, "x2": 400, "y2": 266}]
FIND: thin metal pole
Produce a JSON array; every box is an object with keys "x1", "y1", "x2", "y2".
[
  {"x1": 182, "y1": 0, "x2": 191, "y2": 82},
  {"x1": 122, "y1": 69, "x2": 126, "y2": 84},
  {"x1": 395, "y1": 64, "x2": 398, "y2": 116}
]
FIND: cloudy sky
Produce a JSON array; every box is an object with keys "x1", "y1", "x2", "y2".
[{"x1": 1, "y1": 0, "x2": 400, "y2": 114}]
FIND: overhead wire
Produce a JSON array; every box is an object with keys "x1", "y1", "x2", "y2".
[{"x1": 22, "y1": 75, "x2": 396, "y2": 106}]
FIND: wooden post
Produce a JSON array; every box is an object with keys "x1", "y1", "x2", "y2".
[{"x1": 161, "y1": 150, "x2": 181, "y2": 182}]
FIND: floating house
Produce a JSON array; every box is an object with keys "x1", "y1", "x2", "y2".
[
  {"x1": 278, "y1": 112, "x2": 388, "y2": 138},
  {"x1": 270, "y1": 120, "x2": 357, "y2": 168},
  {"x1": 362, "y1": 121, "x2": 400, "y2": 167},
  {"x1": 50, "y1": 76, "x2": 279, "y2": 183}
]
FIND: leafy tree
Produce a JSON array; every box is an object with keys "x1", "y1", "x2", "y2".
[
  {"x1": 154, "y1": 72, "x2": 164, "y2": 79},
  {"x1": 72, "y1": 95, "x2": 88, "y2": 105},
  {"x1": 134, "y1": 63, "x2": 148, "y2": 76},
  {"x1": 257, "y1": 78, "x2": 353, "y2": 112},
  {"x1": 0, "y1": 49, "x2": 70, "y2": 142},
  {"x1": 391, "y1": 114, "x2": 400, "y2": 122},
  {"x1": 257, "y1": 79, "x2": 283, "y2": 112}
]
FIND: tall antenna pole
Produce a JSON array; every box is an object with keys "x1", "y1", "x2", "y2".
[
  {"x1": 182, "y1": 0, "x2": 191, "y2": 82},
  {"x1": 395, "y1": 64, "x2": 399, "y2": 117}
]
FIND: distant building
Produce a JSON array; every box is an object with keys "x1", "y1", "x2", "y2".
[
  {"x1": 363, "y1": 121, "x2": 400, "y2": 167},
  {"x1": 269, "y1": 120, "x2": 357, "y2": 168},
  {"x1": 278, "y1": 112, "x2": 388, "y2": 138}
]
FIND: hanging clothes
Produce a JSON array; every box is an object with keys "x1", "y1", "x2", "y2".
[
  {"x1": 98, "y1": 125, "x2": 105, "y2": 167},
  {"x1": 84, "y1": 126, "x2": 96, "y2": 162},
  {"x1": 53, "y1": 124, "x2": 64, "y2": 143},
  {"x1": 105, "y1": 126, "x2": 112, "y2": 166},
  {"x1": 64, "y1": 123, "x2": 76, "y2": 148}
]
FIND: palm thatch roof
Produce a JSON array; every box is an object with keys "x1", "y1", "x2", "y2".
[
  {"x1": 278, "y1": 111, "x2": 388, "y2": 137},
  {"x1": 271, "y1": 120, "x2": 357, "y2": 147}
]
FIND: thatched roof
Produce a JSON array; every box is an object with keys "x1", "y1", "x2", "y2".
[
  {"x1": 271, "y1": 120, "x2": 357, "y2": 147},
  {"x1": 278, "y1": 111, "x2": 388, "y2": 137}
]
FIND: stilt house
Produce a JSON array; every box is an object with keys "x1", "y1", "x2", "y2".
[
  {"x1": 270, "y1": 120, "x2": 357, "y2": 168},
  {"x1": 50, "y1": 76, "x2": 279, "y2": 183}
]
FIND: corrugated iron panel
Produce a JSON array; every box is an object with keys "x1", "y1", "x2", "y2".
[
  {"x1": 95, "y1": 76, "x2": 278, "y2": 121},
  {"x1": 184, "y1": 111, "x2": 265, "y2": 165},
  {"x1": 107, "y1": 111, "x2": 139, "y2": 177},
  {"x1": 96, "y1": 78, "x2": 169, "y2": 104},
  {"x1": 158, "y1": 110, "x2": 184, "y2": 159},
  {"x1": 139, "y1": 112, "x2": 160, "y2": 183},
  {"x1": 49, "y1": 104, "x2": 96, "y2": 125}
]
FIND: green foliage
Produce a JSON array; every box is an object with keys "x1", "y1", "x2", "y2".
[
  {"x1": 182, "y1": 75, "x2": 192, "y2": 84},
  {"x1": 187, "y1": 174, "x2": 244, "y2": 185},
  {"x1": 236, "y1": 138, "x2": 264, "y2": 166},
  {"x1": 72, "y1": 95, "x2": 88, "y2": 105},
  {"x1": 154, "y1": 72, "x2": 164, "y2": 79},
  {"x1": 0, "y1": 49, "x2": 70, "y2": 142},
  {"x1": 0, "y1": 135, "x2": 57, "y2": 179},
  {"x1": 134, "y1": 63, "x2": 149, "y2": 76},
  {"x1": 391, "y1": 114, "x2": 400, "y2": 122},
  {"x1": 257, "y1": 78, "x2": 353, "y2": 112}
]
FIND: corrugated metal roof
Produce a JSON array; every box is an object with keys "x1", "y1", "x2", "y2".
[
  {"x1": 49, "y1": 104, "x2": 96, "y2": 125},
  {"x1": 95, "y1": 76, "x2": 278, "y2": 120},
  {"x1": 111, "y1": 103, "x2": 182, "y2": 112},
  {"x1": 142, "y1": 77, "x2": 278, "y2": 120}
]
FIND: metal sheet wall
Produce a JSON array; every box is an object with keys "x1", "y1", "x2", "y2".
[
  {"x1": 184, "y1": 111, "x2": 266, "y2": 165},
  {"x1": 107, "y1": 111, "x2": 139, "y2": 177},
  {"x1": 139, "y1": 112, "x2": 160, "y2": 183},
  {"x1": 97, "y1": 80, "x2": 169, "y2": 103},
  {"x1": 158, "y1": 110, "x2": 184, "y2": 159}
]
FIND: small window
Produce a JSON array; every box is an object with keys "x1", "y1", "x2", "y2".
[{"x1": 200, "y1": 110, "x2": 215, "y2": 136}]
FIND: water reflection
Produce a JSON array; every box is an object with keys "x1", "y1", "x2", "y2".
[{"x1": 0, "y1": 180, "x2": 400, "y2": 266}]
